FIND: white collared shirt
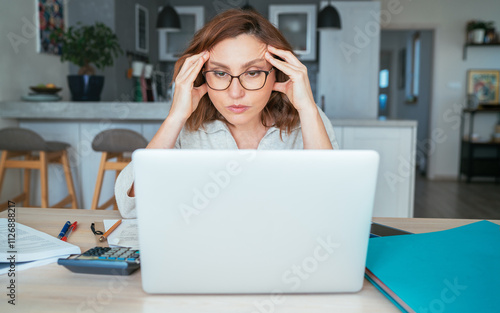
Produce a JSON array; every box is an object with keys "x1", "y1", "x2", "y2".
[
  {"x1": 175, "y1": 107, "x2": 339, "y2": 150},
  {"x1": 115, "y1": 107, "x2": 339, "y2": 218}
]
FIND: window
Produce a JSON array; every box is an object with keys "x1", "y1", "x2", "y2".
[{"x1": 379, "y1": 69, "x2": 389, "y2": 88}]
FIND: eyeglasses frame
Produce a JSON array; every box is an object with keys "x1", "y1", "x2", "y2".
[{"x1": 202, "y1": 67, "x2": 275, "y2": 91}]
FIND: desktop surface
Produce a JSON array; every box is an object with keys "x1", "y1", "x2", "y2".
[{"x1": 1, "y1": 207, "x2": 497, "y2": 313}]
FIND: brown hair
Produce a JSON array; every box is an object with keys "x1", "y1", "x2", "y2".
[{"x1": 172, "y1": 8, "x2": 300, "y2": 134}]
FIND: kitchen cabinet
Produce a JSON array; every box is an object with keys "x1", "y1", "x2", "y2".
[
  {"x1": 159, "y1": 6, "x2": 204, "y2": 61},
  {"x1": 337, "y1": 124, "x2": 416, "y2": 218},
  {"x1": 269, "y1": 4, "x2": 317, "y2": 61}
]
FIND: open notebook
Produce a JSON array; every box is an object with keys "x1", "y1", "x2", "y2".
[{"x1": 0, "y1": 219, "x2": 80, "y2": 274}]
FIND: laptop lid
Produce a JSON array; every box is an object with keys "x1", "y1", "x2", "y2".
[{"x1": 133, "y1": 150, "x2": 379, "y2": 294}]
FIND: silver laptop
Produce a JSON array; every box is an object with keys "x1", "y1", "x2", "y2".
[{"x1": 133, "y1": 149, "x2": 379, "y2": 294}]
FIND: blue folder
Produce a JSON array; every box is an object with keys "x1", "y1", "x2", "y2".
[{"x1": 366, "y1": 220, "x2": 500, "y2": 313}]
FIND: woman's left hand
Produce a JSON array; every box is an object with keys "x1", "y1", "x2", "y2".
[{"x1": 265, "y1": 45, "x2": 316, "y2": 113}]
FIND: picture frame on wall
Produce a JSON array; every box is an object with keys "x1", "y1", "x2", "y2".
[
  {"x1": 36, "y1": 0, "x2": 65, "y2": 55},
  {"x1": 135, "y1": 4, "x2": 149, "y2": 53},
  {"x1": 467, "y1": 70, "x2": 500, "y2": 105}
]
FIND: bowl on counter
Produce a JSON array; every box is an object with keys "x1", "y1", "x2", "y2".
[{"x1": 29, "y1": 86, "x2": 62, "y2": 94}]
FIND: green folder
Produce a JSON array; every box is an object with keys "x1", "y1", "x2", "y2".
[{"x1": 366, "y1": 220, "x2": 500, "y2": 313}]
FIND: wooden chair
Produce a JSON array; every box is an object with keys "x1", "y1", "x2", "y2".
[
  {"x1": 0, "y1": 128, "x2": 78, "y2": 211},
  {"x1": 90, "y1": 129, "x2": 148, "y2": 210}
]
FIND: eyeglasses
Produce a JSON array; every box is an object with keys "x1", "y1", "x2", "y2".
[{"x1": 202, "y1": 68, "x2": 274, "y2": 91}]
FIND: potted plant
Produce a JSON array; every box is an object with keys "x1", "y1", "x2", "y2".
[
  {"x1": 466, "y1": 20, "x2": 490, "y2": 44},
  {"x1": 52, "y1": 22, "x2": 123, "y2": 101}
]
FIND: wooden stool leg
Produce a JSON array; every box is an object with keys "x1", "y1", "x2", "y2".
[
  {"x1": 40, "y1": 151, "x2": 48, "y2": 208},
  {"x1": 91, "y1": 152, "x2": 107, "y2": 210},
  {"x1": 0, "y1": 151, "x2": 8, "y2": 200},
  {"x1": 61, "y1": 150, "x2": 78, "y2": 209},
  {"x1": 113, "y1": 154, "x2": 124, "y2": 210},
  {"x1": 23, "y1": 154, "x2": 31, "y2": 207}
]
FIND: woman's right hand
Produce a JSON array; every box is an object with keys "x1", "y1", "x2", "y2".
[
  {"x1": 169, "y1": 51, "x2": 210, "y2": 122},
  {"x1": 145, "y1": 51, "x2": 209, "y2": 150}
]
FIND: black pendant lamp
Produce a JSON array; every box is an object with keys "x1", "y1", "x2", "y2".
[
  {"x1": 241, "y1": 0, "x2": 255, "y2": 11},
  {"x1": 156, "y1": 2, "x2": 181, "y2": 31},
  {"x1": 318, "y1": 1, "x2": 342, "y2": 30}
]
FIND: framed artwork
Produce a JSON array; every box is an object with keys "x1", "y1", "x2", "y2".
[
  {"x1": 269, "y1": 5, "x2": 317, "y2": 61},
  {"x1": 467, "y1": 70, "x2": 500, "y2": 105},
  {"x1": 159, "y1": 6, "x2": 204, "y2": 61},
  {"x1": 135, "y1": 4, "x2": 149, "y2": 53},
  {"x1": 36, "y1": 0, "x2": 65, "y2": 55}
]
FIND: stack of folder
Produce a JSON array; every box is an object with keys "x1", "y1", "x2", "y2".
[{"x1": 365, "y1": 220, "x2": 500, "y2": 313}]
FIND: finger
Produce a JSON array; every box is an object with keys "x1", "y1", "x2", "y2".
[
  {"x1": 265, "y1": 52, "x2": 299, "y2": 77},
  {"x1": 184, "y1": 52, "x2": 209, "y2": 83},
  {"x1": 177, "y1": 51, "x2": 209, "y2": 84},
  {"x1": 178, "y1": 51, "x2": 207, "y2": 76},
  {"x1": 267, "y1": 45, "x2": 302, "y2": 66}
]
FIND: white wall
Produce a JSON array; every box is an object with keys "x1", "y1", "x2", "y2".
[
  {"x1": 0, "y1": 0, "x2": 70, "y2": 204},
  {"x1": 377, "y1": 0, "x2": 500, "y2": 179},
  {"x1": 0, "y1": 0, "x2": 70, "y2": 102}
]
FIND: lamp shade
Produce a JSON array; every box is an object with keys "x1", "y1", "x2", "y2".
[
  {"x1": 241, "y1": 0, "x2": 255, "y2": 11},
  {"x1": 156, "y1": 4, "x2": 181, "y2": 31},
  {"x1": 317, "y1": 3, "x2": 341, "y2": 30}
]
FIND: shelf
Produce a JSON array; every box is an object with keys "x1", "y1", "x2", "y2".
[
  {"x1": 460, "y1": 108, "x2": 500, "y2": 182},
  {"x1": 463, "y1": 106, "x2": 500, "y2": 113},
  {"x1": 461, "y1": 140, "x2": 500, "y2": 146},
  {"x1": 463, "y1": 42, "x2": 500, "y2": 60}
]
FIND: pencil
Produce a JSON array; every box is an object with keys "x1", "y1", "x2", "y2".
[{"x1": 99, "y1": 219, "x2": 122, "y2": 242}]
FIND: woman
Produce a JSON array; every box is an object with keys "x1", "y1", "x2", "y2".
[{"x1": 115, "y1": 9, "x2": 338, "y2": 218}]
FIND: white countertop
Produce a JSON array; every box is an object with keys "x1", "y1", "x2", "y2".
[{"x1": 0, "y1": 101, "x2": 417, "y2": 127}]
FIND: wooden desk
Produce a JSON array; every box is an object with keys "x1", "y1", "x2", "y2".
[{"x1": 1, "y1": 208, "x2": 497, "y2": 312}]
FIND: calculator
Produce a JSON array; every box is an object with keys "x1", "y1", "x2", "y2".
[{"x1": 58, "y1": 246, "x2": 140, "y2": 275}]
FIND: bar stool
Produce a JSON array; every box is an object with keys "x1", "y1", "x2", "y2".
[
  {"x1": 0, "y1": 127, "x2": 79, "y2": 210},
  {"x1": 90, "y1": 129, "x2": 148, "y2": 210}
]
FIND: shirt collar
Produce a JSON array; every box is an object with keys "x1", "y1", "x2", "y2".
[{"x1": 200, "y1": 119, "x2": 301, "y2": 135}]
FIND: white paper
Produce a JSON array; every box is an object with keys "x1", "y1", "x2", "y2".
[
  {"x1": 0, "y1": 255, "x2": 70, "y2": 275},
  {"x1": 103, "y1": 219, "x2": 139, "y2": 250},
  {"x1": 0, "y1": 219, "x2": 80, "y2": 263}
]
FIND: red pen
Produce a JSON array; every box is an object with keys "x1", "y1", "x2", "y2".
[{"x1": 61, "y1": 221, "x2": 77, "y2": 242}]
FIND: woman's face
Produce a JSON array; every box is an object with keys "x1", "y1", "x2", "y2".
[{"x1": 205, "y1": 34, "x2": 275, "y2": 128}]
